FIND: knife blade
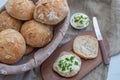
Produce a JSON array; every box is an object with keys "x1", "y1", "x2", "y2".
[{"x1": 93, "y1": 17, "x2": 109, "y2": 65}]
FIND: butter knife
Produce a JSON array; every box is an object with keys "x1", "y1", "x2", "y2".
[{"x1": 93, "y1": 17, "x2": 109, "y2": 65}]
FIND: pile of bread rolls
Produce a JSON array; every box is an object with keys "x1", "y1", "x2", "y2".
[{"x1": 0, "y1": 0, "x2": 69, "y2": 64}]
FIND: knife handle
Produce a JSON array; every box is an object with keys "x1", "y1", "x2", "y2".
[{"x1": 99, "y1": 40, "x2": 109, "y2": 65}]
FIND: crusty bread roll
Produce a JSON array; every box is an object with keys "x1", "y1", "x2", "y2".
[
  {"x1": 0, "y1": 11, "x2": 22, "y2": 32},
  {"x1": 24, "y1": 45, "x2": 34, "y2": 55},
  {"x1": 34, "y1": 0, "x2": 69, "y2": 25},
  {"x1": 0, "y1": 29, "x2": 26, "y2": 64},
  {"x1": 5, "y1": 0, "x2": 35, "y2": 20},
  {"x1": 21, "y1": 20, "x2": 53, "y2": 47},
  {"x1": 53, "y1": 51, "x2": 81, "y2": 77},
  {"x1": 73, "y1": 35, "x2": 98, "y2": 59}
]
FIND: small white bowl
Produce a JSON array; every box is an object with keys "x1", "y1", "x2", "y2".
[{"x1": 70, "y1": 13, "x2": 90, "y2": 29}]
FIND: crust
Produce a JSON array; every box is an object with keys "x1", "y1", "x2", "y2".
[
  {"x1": 0, "y1": 11, "x2": 22, "y2": 32},
  {"x1": 5, "y1": 0, "x2": 35, "y2": 20},
  {"x1": 21, "y1": 20, "x2": 53, "y2": 47},
  {"x1": 73, "y1": 35, "x2": 98, "y2": 59},
  {"x1": 0, "y1": 29, "x2": 26, "y2": 64},
  {"x1": 34, "y1": 0, "x2": 69, "y2": 25},
  {"x1": 24, "y1": 45, "x2": 34, "y2": 55},
  {"x1": 53, "y1": 51, "x2": 82, "y2": 77}
]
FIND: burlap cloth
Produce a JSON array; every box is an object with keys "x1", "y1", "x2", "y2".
[{"x1": 0, "y1": 0, "x2": 120, "y2": 80}]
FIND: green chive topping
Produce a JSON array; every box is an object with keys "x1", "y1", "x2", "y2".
[
  {"x1": 74, "y1": 61, "x2": 78, "y2": 65},
  {"x1": 70, "y1": 56, "x2": 75, "y2": 62},
  {"x1": 73, "y1": 14, "x2": 89, "y2": 25},
  {"x1": 65, "y1": 58, "x2": 69, "y2": 61},
  {"x1": 58, "y1": 55, "x2": 79, "y2": 73}
]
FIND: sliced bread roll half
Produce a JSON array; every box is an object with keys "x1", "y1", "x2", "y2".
[
  {"x1": 53, "y1": 51, "x2": 81, "y2": 77},
  {"x1": 73, "y1": 35, "x2": 98, "y2": 59}
]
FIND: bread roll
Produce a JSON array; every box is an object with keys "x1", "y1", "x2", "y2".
[
  {"x1": 24, "y1": 45, "x2": 34, "y2": 55},
  {"x1": 0, "y1": 29, "x2": 26, "y2": 64},
  {"x1": 34, "y1": 0, "x2": 68, "y2": 25},
  {"x1": 21, "y1": 20, "x2": 53, "y2": 47},
  {"x1": 5, "y1": 0, "x2": 35, "y2": 20},
  {"x1": 73, "y1": 35, "x2": 98, "y2": 59},
  {"x1": 53, "y1": 51, "x2": 81, "y2": 77},
  {"x1": 0, "y1": 11, "x2": 22, "y2": 32}
]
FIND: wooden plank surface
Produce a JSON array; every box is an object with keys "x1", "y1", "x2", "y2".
[{"x1": 41, "y1": 31, "x2": 110, "y2": 80}]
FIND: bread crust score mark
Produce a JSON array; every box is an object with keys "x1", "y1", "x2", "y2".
[
  {"x1": 0, "y1": 29, "x2": 26, "y2": 64},
  {"x1": 34, "y1": 0, "x2": 68, "y2": 25}
]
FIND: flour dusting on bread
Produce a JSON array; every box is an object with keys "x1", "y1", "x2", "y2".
[
  {"x1": 38, "y1": 13, "x2": 44, "y2": 20},
  {"x1": 34, "y1": 0, "x2": 68, "y2": 25},
  {"x1": 47, "y1": 9, "x2": 59, "y2": 20}
]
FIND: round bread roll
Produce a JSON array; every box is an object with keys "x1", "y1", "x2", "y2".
[
  {"x1": 24, "y1": 45, "x2": 34, "y2": 55},
  {"x1": 21, "y1": 20, "x2": 53, "y2": 47},
  {"x1": 0, "y1": 29, "x2": 26, "y2": 64},
  {"x1": 73, "y1": 35, "x2": 98, "y2": 59},
  {"x1": 5, "y1": 0, "x2": 35, "y2": 20},
  {"x1": 53, "y1": 51, "x2": 81, "y2": 77},
  {"x1": 0, "y1": 11, "x2": 22, "y2": 32},
  {"x1": 34, "y1": 0, "x2": 69, "y2": 25}
]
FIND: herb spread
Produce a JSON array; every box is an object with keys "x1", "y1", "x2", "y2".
[
  {"x1": 70, "y1": 13, "x2": 89, "y2": 29},
  {"x1": 56, "y1": 54, "x2": 80, "y2": 73}
]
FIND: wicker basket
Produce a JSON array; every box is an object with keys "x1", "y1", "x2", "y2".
[{"x1": 0, "y1": 0, "x2": 70, "y2": 75}]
